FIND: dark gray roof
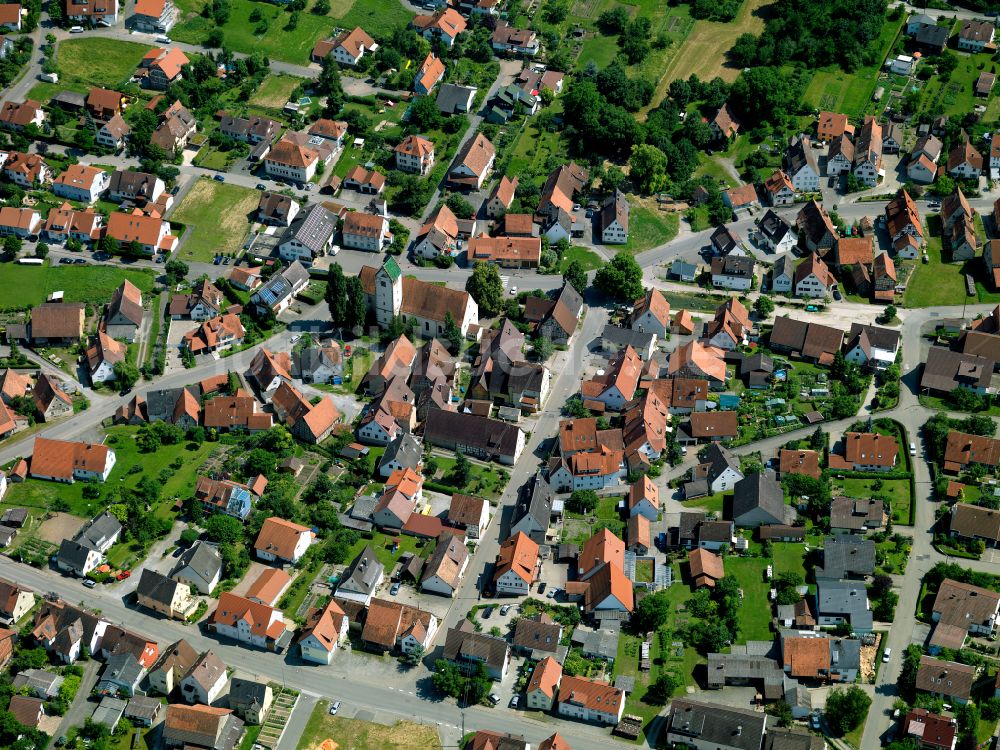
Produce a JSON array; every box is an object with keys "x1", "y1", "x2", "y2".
[
  {"x1": 424, "y1": 410, "x2": 523, "y2": 460},
  {"x1": 337, "y1": 545, "x2": 384, "y2": 597},
  {"x1": 52, "y1": 91, "x2": 87, "y2": 109},
  {"x1": 569, "y1": 622, "x2": 620, "y2": 660},
  {"x1": 282, "y1": 260, "x2": 310, "y2": 289},
  {"x1": 108, "y1": 170, "x2": 160, "y2": 199},
  {"x1": 670, "y1": 260, "x2": 697, "y2": 277},
  {"x1": 146, "y1": 386, "x2": 198, "y2": 422},
  {"x1": 818, "y1": 535, "x2": 876, "y2": 579},
  {"x1": 772, "y1": 254, "x2": 794, "y2": 280},
  {"x1": 706, "y1": 650, "x2": 782, "y2": 688},
  {"x1": 513, "y1": 472, "x2": 553, "y2": 542},
  {"x1": 667, "y1": 698, "x2": 768, "y2": 750},
  {"x1": 914, "y1": 23, "x2": 949, "y2": 48},
  {"x1": 283, "y1": 205, "x2": 336, "y2": 254},
  {"x1": 379, "y1": 433, "x2": 422, "y2": 473},
  {"x1": 920, "y1": 346, "x2": 994, "y2": 394},
  {"x1": 703, "y1": 443, "x2": 741, "y2": 480},
  {"x1": 57, "y1": 539, "x2": 93, "y2": 571},
  {"x1": 436, "y1": 83, "x2": 477, "y2": 114},
  {"x1": 443, "y1": 621, "x2": 509, "y2": 670},
  {"x1": 683, "y1": 478, "x2": 710, "y2": 499},
  {"x1": 816, "y1": 579, "x2": 873, "y2": 630},
  {"x1": 75, "y1": 512, "x2": 121, "y2": 550},
  {"x1": 124, "y1": 696, "x2": 161, "y2": 722},
  {"x1": 786, "y1": 136, "x2": 819, "y2": 178},
  {"x1": 136, "y1": 568, "x2": 183, "y2": 606},
  {"x1": 765, "y1": 729, "x2": 825, "y2": 750},
  {"x1": 101, "y1": 653, "x2": 144, "y2": 687},
  {"x1": 847, "y1": 323, "x2": 900, "y2": 353},
  {"x1": 732, "y1": 472, "x2": 789, "y2": 525},
  {"x1": 171, "y1": 541, "x2": 223, "y2": 585},
  {"x1": 760, "y1": 210, "x2": 793, "y2": 245},
  {"x1": 711, "y1": 225, "x2": 741, "y2": 254},
  {"x1": 12, "y1": 669, "x2": 63, "y2": 698},
  {"x1": 0, "y1": 507, "x2": 27, "y2": 526},
  {"x1": 831, "y1": 637, "x2": 861, "y2": 673},
  {"x1": 229, "y1": 677, "x2": 269, "y2": 711},
  {"x1": 602, "y1": 324, "x2": 656, "y2": 349},
  {"x1": 829, "y1": 497, "x2": 885, "y2": 531},
  {"x1": 740, "y1": 353, "x2": 774, "y2": 377}
]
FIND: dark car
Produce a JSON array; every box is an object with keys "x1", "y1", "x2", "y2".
[
  {"x1": 832, "y1": 289, "x2": 842, "y2": 301},
  {"x1": 59, "y1": 257, "x2": 72, "y2": 264},
  {"x1": 255, "y1": 183, "x2": 267, "y2": 190},
  {"x1": 170, "y1": 185, "x2": 180, "y2": 195},
  {"x1": 537, "y1": 582, "x2": 546, "y2": 594},
  {"x1": 482, "y1": 605, "x2": 494, "y2": 619},
  {"x1": 172, "y1": 546, "x2": 185, "y2": 558},
  {"x1": 213, "y1": 174, "x2": 225, "y2": 182}
]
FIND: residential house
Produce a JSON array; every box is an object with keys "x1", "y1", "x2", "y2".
[
  {"x1": 491, "y1": 24, "x2": 539, "y2": 56},
  {"x1": 830, "y1": 497, "x2": 886, "y2": 534},
  {"x1": 3, "y1": 151, "x2": 49, "y2": 187},
  {"x1": 423, "y1": 409, "x2": 524, "y2": 463},
  {"x1": 105, "y1": 280, "x2": 143, "y2": 342},
  {"x1": 710, "y1": 103, "x2": 740, "y2": 142},
  {"x1": 796, "y1": 201, "x2": 837, "y2": 254},
  {"x1": 138, "y1": 47, "x2": 189, "y2": 90},
  {"x1": 494, "y1": 532, "x2": 539, "y2": 595},
  {"x1": 0, "y1": 206, "x2": 40, "y2": 237},
  {"x1": 209, "y1": 593, "x2": 288, "y2": 651},
  {"x1": 130, "y1": 0, "x2": 177, "y2": 33},
  {"x1": 395, "y1": 134, "x2": 435, "y2": 175},
  {"x1": 580, "y1": 345, "x2": 642, "y2": 410},
  {"x1": 771, "y1": 255, "x2": 794, "y2": 293},
  {"x1": 711, "y1": 255, "x2": 755, "y2": 291},
  {"x1": 195, "y1": 475, "x2": 263, "y2": 522},
  {"x1": 219, "y1": 114, "x2": 281, "y2": 145},
  {"x1": 732, "y1": 473, "x2": 793, "y2": 528},
  {"x1": 786, "y1": 136, "x2": 820, "y2": 192},
  {"x1": 297, "y1": 599, "x2": 348, "y2": 664},
  {"x1": 314, "y1": 26, "x2": 375, "y2": 65},
  {"x1": 182, "y1": 313, "x2": 245, "y2": 355},
  {"x1": 162, "y1": 704, "x2": 244, "y2": 749},
  {"x1": 361, "y1": 598, "x2": 438, "y2": 654},
  {"x1": 136, "y1": 569, "x2": 197, "y2": 620},
  {"x1": 526, "y1": 283, "x2": 584, "y2": 345},
  {"x1": 850, "y1": 118, "x2": 884, "y2": 188},
  {"x1": 816, "y1": 579, "x2": 873, "y2": 632},
  {"x1": 33, "y1": 438, "x2": 116, "y2": 485},
  {"x1": 442, "y1": 619, "x2": 510, "y2": 680},
  {"x1": 929, "y1": 578, "x2": 1000, "y2": 652},
  {"x1": 179, "y1": 651, "x2": 228, "y2": 705},
  {"x1": 411, "y1": 7, "x2": 466, "y2": 47},
  {"x1": 665, "y1": 700, "x2": 767, "y2": 750},
  {"x1": 557, "y1": 676, "x2": 625, "y2": 725},
  {"x1": 908, "y1": 134, "x2": 942, "y2": 183},
  {"x1": 950, "y1": 503, "x2": 1000, "y2": 547},
  {"x1": 104, "y1": 208, "x2": 177, "y2": 255},
  {"x1": 53, "y1": 163, "x2": 109, "y2": 204},
  {"x1": 436, "y1": 83, "x2": 477, "y2": 115},
  {"x1": 421, "y1": 536, "x2": 469, "y2": 597},
  {"x1": 248, "y1": 261, "x2": 309, "y2": 317},
  {"x1": 668, "y1": 340, "x2": 727, "y2": 387},
  {"x1": 600, "y1": 190, "x2": 629, "y2": 244},
  {"x1": 723, "y1": 184, "x2": 760, "y2": 216},
  {"x1": 817, "y1": 535, "x2": 876, "y2": 579},
  {"x1": 254, "y1": 517, "x2": 313, "y2": 564},
  {"x1": 948, "y1": 138, "x2": 983, "y2": 180},
  {"x1": 86, "y1": 87, "x2": 122, "y2": 122},
  {"x1": 526, "y1": 656, "x2": 562, "y2": 711},
  {"x1": 827, "y1": 134, "x2": 855, "y2": 176},
  {"x1": 904, "y1": 709, "x2": 958, "y2": 750},
  {"x1": 108, "y1": 170, "x2": 164, "y2": 205},
  {"x1": 920, "y1": 346, "x2": 993, "y2": 396},
  {"x1": 170, "y1": 541, "x2": 223, "y2": 595},
  {"x1": 778, "y1": 448, "x2": 821, "y2": 481},
  {"x1": 768, "y1": 315, "x2": 845, "y2": 365},
  {"x1": 758, "y1": 210, "x2": 796, "y2": 254},
  {"x1": 958, "y1": 19, "x2": 995, "y2": 52},
  {"x1": 150, "y1": 101, "x2": 197, "y2": 154},
  {"x1": 486, "y1": 175, "x2": 517, "y2": 217},
  {"x1": 764, "y1": 170, "x2": 795, "y2": 206},
  {"x1": 66, "y1": 0, "x2": 119, "y2": 26},
  {"x1": 264, "y1": 139, "x2": 318, "y2": 183},
  {"x1": 794, "y1": 252, "x2": 835, "y2": 298},
  {"x1": 0, "y1": 579, "x2": 34, "y2": 625},
  {"x1": 228, "y1": 678, "x2": 272, "y2": 725},
  {"x1": 257, "y1": 192, "x2": 299, "y2": 227},
  {"x1": 817, "y1": 111, "x2": 854, "y2": 142},
  {"x1": 342, "y1": 166, "x2": 385, "y2": 194},
  {"x1": 278, "y1": 204, "x2": 337, "y2": 263},
  {"x1": 686, "y1": 411, "x2": 738, "y2": 444},
  {"x1": 689, "y1": 548, "x2": 724, "y2": 588},
  {"x1": 916, "y1": 656, "x2": 975, "y2": 704},
  {"x1": 844, "y1": 323, "x2": 900, "y2": 370},
  {"x1": 0, "y1": 99, "x2": 44, "y2": 131},
  {"x1": 469, "y1": 235, "x2": 541, "y2": 268},
  {"x1": 335, "y1": 545, "x2": 384, "y2": 605},
  {"x1": 447, "y1": 493, "x2": 488, "y2": 539},
  {"x1": 447, "y1": 132, "x2": 494, "y2": 190},
  {"x1": 414, "y1": 52, "x2": 445, "y2": 95}
]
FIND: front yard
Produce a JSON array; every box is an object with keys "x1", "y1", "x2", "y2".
[{"x1": 831, "y1": 476, "x2": 914, "y2": 525}]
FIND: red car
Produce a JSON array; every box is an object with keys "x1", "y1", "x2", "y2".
[{"x1": 116, "y1": 570, "x2": 131, "y2": 581}]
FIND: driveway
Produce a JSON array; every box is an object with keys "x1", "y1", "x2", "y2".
[{"x1": 53, "y1": 658, "x2": 101, "y2": 742}]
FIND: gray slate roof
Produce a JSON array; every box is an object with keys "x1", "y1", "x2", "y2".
[
  {"x1": 732, "y1": 472, "x2": 791, "y2": 525},
  {"x1": 818, "y1": 535, "x2": 876, "y2": 579},
  {"x1": 76, "y1": 512, "x2": 121, "y2": 550},
  {"x1": 816, "y1": 579, "x2": 873, "y2": 631},
  {"x1": 667, "y1": 699, "x2": 768, "y2": 750},
  {"x1": 337, "y1": 545, "x2": 384, "y2": 598},
  {"x1": 171, "y1": 541, "x2": 223, "y2": 586},
  {"x1": 379, "y1": 433, "x2": 422, "y2": 474},
  {"x1": 602, "y1": 324, "x2": 656, "y2": 350}
]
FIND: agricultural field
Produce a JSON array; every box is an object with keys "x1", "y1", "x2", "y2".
[
  {"x1": 171, "y1": 0, "x2": 410, "y2": 65},
  {"x1": 0, "y1": 263, "x2": 155, "y2": 311},
  {"x1": 171, "y1": 179, "x2": 261, "y2": 262}
]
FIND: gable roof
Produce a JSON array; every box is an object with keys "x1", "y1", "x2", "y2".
[
  {"x1": 733, "y1": 473, "x2": 788, "y2": 523},
  {"x1": 494, "y1": 532, "x2": 538, "y2": 584},
  {"x1": 253, "y1": 516, "x2": 311, "y2": 560}
]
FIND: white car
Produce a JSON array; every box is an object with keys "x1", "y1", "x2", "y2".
[
  {"x1": 290, "y1": 335, "x2": 300, "y2": 343},
  {"x1": 69, "y1": 25, "x2": 84, "y2": 33},
  {"x1": 909, "y1": 442, "x2": 916, "y2": 456},
  {"x1": 882, "y1": 648, "x2": 891, "y2": 663},
  {"x1": 509, "y1": 286, "x2": 517, "y2": 296},
  {"x1": 328, "y1": 700, "x2": 341, "y2": 715}
]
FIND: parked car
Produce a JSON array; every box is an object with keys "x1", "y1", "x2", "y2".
[
  {"x1": 69, "y1": 26, "x2": 84, "y2": 33},
  {"x1": 59, "y1": 257, "x2": 72, "y2": 264},
  {"x1": 883, "y1": 647, "x2": 891, "y2": 663},
  {"x1": 500, "y1": 604, "x2": 511, "y2": 616},
  {"x1": 909, "y1": 442, "x2": 917, "y2": 456},
  {"x1": 805, "y1": 305, "x2": 819, "y2": 312},
  {"x1": 537, "y1": 582, "x2": 546, "y2": 594},
  {"x1": 508, "y1": 286, "x2": 517, "y2": 296},
  {"x1": 255, "y1": 183, "x2": 267, "y2": 190},
  {"x1": 83, "y1": 579, "x2": 97, "y2": 588},
  {"x1": 488, "y1": 694, "x2": 500, "y2": 706},
  {"x1": 482, "y1": 606, "x2": 494, "y2": 619},
  {"x1": 390, "y1": 582, "x2": 400, "y2": 596},
  {"x1": 832, "y1": 289, "x2": 842, "y2": 301},
  {"x1": 509, "y1": 696, "x2": 520, "y2": 709},
  {"x1": 328, "y1": 700, "x2": 341, "y2": 715}
]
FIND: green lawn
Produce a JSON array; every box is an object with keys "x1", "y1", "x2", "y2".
[
  {"x1": 688, "y1": 491, "x2": 726, "y2": 516},
  {"x1": 300, "y1": 704, "x2": 440, "y2": 750},
  {"x1": 249, "y1": 74, "x2": 304, "y2": 110},
  {"x1": 559, "y1": 245, "x2": 602, "y2": 273},
  {"x1": 905, "y1": 216, "x2": 971, "y2": 308},
  {"x1": 427, "y1": 456, "x2": 507, "y2": 500},
  {"x1": 917, "y1": 50, "x2": 998, "y2": 118},
  {"x1": 0, "y1": 263, "x2": 155, "y2": 311},
  {"x1": 771, "y1": 543, "x2": 806, "y2": 577},
  {"x1": 723, "y1": 557, "x2": 773, "y2": 642},
  {"x1": 832, "y1": 477, "x2": 914, "y2": 525},
  {"x1": 47, "y1": 38, "x2": 153, "y2": 95},
  {"x1": 1, "y1": 427, "x2": 219, "y2": 524},
  {"x1": 625, "y1": 204, "x2": 679, "y2": 254},
  {"x1": 171, "y1": 0, "x2": 410, "y2": 65},
  {"x1": 694, "y1": 153, "x2": 735, "y2": 188},
  {"x1": 506, "y1": 118, "x2": 566, "y2": 177},
  {"x1": 342, "y1": 532, "x2": 434, "y2": 577},
  {"x1": 171, "y1": 179, "x2": 260, "y2": 262}
]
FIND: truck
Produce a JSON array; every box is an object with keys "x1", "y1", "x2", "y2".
[{"x1": 38, "y1": 72, "x2": 58, "y2": 83}]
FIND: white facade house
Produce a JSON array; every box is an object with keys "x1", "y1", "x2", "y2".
[
  {"x1": 52, "y1": 165, "x2": 110, "y2": 204},
  {"x1": 557, "y1": 676, "x2": 626, "y2": 726}
]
